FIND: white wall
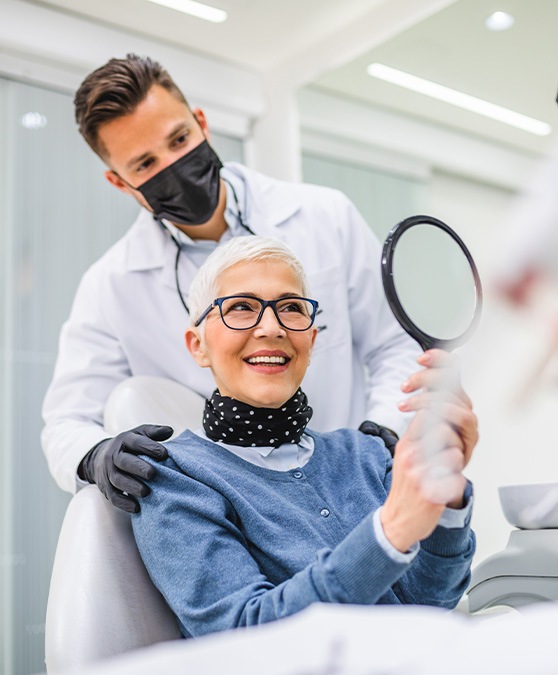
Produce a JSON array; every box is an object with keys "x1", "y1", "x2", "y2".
[
  {"x1": 426, "y1": 172, "x2": 524, "y2": 564},
  {"x1": 0, "y1": 0, "x2": 265, "y2": 139}
]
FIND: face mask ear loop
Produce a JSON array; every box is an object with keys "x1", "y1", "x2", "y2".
[
  {"x1": 222, "y1": 177, "x2": 255, "y2": 235},
  {"x1": 155, "y1": 217, "x2": 190, "y2": 316}
]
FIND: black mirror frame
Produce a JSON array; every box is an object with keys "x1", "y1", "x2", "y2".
[{"x1": 381, "y1": 215, "x2": 483, "y2": 351}]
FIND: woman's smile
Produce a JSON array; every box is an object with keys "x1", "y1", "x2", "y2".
[{"x1": 244, "y1": 349, "x2": 291, "y2": 373}]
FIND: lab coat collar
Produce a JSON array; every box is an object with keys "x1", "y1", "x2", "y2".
[
  {"x1": 224, "y1": 162, "x2": 302, "y2": 233},
  {"x1": 124, "y1": 162, "x2": 303, "y2": 273}
]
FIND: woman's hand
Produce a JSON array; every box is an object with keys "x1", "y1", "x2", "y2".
[
  {"x1": 399, "y1": 349, "x2": 478, "y2": 471},
  {"x1": 380, "y1": 350, "x2": 478, "y2": 553}
]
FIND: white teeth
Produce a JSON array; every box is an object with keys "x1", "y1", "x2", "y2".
[{"x1": 247, "y1": 356, "x2": 287, "y2": 365}]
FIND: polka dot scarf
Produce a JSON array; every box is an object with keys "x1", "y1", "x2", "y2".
[{"x1": 203, "y1": 388, "x2": 313, "y2": 448}]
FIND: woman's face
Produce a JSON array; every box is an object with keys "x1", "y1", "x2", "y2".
[{"x1": 186, "y1": 259, "x2": 317, "y2": 408}]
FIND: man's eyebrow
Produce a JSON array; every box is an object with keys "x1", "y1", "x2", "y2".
[
  {"x1": 166, "y1": 121, "x2": 189, "y2": 141},
  {"x1": 125, "y1": 123, "x2": 189, "y2": 170}
]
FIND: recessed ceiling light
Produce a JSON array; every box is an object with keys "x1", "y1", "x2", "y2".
[
  {"x1": 367, "y1": 63, "x2": 551, "y2": 137},
  {"x1": 145, "y1": 0, "x2": 227, "y2": 23},
  {"x1": 20, "y1": 112, "x2": 47, "y2": 129},
  {"x1": 485, "y1": 11, "x2": 515, "y2": 31}
]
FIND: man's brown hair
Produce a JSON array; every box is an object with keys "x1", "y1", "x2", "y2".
[{"x1": 74, "y1": 53, "x2": 188, "y2": 159}]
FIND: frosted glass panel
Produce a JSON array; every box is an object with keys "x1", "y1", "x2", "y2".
[
  {"x1": 0, "y1": 76, "x2": 243, "y2": 675},
  {"x1": 302, "y1": 153, "x2": 424, "y2": 240}
]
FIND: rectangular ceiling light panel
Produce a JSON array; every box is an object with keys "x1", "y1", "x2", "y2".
[
  {"x1": 145, "y1": 0, "x2": 227, "y2": 23},
  {"x1": 367, "y1": 63, "x2": 551, "y2": 136}
]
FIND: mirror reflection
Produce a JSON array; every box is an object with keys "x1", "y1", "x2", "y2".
[{"x1": 389, "y1": 221, "x2": 480, "y2": 346}]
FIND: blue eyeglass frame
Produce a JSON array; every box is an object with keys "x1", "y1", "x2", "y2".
[{"x1": 194, "y1": 294, "x2": 319, "y2": 331}]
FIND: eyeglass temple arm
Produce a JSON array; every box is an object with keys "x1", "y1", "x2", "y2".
[{"x1": 194, "y1": 301, "x2": 216, "y2": 327}]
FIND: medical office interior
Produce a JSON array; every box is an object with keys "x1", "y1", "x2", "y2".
[{"x1": 2, "y1": 0, "x2": 558, "y2": 672}]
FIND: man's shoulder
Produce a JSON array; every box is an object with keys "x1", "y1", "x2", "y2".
[
  {"x1": 81, "y1": 209, "x2": 165, "y2": 281},
  {"x1": 226, "y1": 162, "x2": 351, "y2": 206},
  {"x1": 226, "y1": 162, "x2": 361, "y2": 242}
]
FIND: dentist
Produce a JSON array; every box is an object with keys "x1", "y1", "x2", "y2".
[{"x1": 42, "y1": 53, "x2": 421, "y2": 513}]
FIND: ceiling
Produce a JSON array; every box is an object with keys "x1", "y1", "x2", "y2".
[{"x1": 31, "y1": 0, "x2": 558, "y2": 156}]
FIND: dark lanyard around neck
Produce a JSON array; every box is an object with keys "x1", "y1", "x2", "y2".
[
  {"x1": 159, "y1": 176, "x2": 255, "y2": 316},
  {"x1": 222, "y1": 176, "x2": 255, "y2": 235}
]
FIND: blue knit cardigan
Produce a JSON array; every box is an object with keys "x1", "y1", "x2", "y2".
[{"x1": 132, "y1": 428, "x2": 475, "y2": 638}]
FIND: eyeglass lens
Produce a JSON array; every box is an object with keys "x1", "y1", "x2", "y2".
[{"x1": 220, "y1": 296, "x2": 314, "y2": 330}]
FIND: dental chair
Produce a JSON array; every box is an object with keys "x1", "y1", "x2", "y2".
[
  {"x1": 45, "y1": 376, "x2": 205, "y2": 673},
  {"x1": 467, "y1": 483, "x2": 558, "y2": 613}
]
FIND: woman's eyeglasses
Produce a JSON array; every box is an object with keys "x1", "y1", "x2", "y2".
[{"x1": 194, "y1": 295, "x2": 319, "y2": 331}]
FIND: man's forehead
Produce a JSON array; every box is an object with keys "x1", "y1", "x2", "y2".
[{"x1": 99, "y1": 113, "x2": 194, "y2": 169}]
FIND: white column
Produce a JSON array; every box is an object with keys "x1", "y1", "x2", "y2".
[
  {"x1": 249, "y1": 71, "x2": 302, "y2": 182},
  {"x1": 246, "y1": 0, "x2": 458, "y2": 183}
]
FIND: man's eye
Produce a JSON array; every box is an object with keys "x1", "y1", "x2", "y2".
[
  {"x1": 172, "y1": 133, "x2": 188, "y2": 148},
  {"x1": 136, "y1": 158, "x2": 154, "y2": 172}
]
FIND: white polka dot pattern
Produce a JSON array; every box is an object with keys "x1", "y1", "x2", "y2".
[{"x1": 203, "y1": 388, "x2": 313, "y2": 448}]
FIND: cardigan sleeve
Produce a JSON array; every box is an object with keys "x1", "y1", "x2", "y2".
[{"x1": 383, "y1": 463, "x2": 475, "y2": 609}]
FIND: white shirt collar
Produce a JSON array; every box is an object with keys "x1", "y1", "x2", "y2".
[
  {"x1": 162, "y1": 165, "x2": 248, "y2": 247},
  {"x1": 194, "y1": 429, "x2": 315, "y2": 472}
]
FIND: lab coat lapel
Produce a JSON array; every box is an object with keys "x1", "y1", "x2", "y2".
[{"x1": 123, "y1": 165, "x2": 304, "y2": 292}]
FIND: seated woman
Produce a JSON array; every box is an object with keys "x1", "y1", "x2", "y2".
[{"x1": 132, "y1": 236, "x2": 477, "y2": 639}]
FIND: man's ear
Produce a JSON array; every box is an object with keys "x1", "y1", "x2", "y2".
[
  {"x1": 104, "y1": 169, "x2": 133, "y2": 196},
  {"x1": 185, "y1": 327, "x2": 211, "y2": 368},
  {"x1": 193, "y1": 108, "x2": 211, "y2": 142}
]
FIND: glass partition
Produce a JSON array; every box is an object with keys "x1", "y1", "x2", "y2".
[{"x1": 0, "y1": 75, "x2": 243, "y2": 675}]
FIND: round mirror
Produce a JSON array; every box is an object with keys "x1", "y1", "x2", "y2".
[{"x1": 381, "y1": 215, "x2": 482, "y2": 351}]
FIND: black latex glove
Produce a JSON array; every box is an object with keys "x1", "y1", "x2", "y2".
[
  {"x1": 79, "y1": 424, "x2": 173, "y2": 513},
  {"x1": 358, "y1": 420, "x2": 399, "y2": 456}
]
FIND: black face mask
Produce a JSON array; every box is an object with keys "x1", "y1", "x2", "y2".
[{"x1": 137, "y1": 140, "x2": 223, "y2": 225}]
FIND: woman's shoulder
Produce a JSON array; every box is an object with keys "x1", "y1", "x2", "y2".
[
  {"x1": 164, "y1": 429, "x2": 218, "y2": 464},
  {"x1": 308, "y1": 428, "x2": 391, "y2": 457},
  {"x1": 138, "y1": 429, "x2": 218, "y2": 474}
]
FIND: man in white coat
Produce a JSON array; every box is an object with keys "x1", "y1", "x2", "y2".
[{"x1": 42, "y1": 54, "x2": 421, "y2": 512}]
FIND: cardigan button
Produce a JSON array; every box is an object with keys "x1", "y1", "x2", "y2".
[{"x1": 320, "y1": 508, "x2": 330, "y2": 518}]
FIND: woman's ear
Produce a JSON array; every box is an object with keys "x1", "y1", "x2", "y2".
[
  {"x1": 307, "y1": 326, "x2": 318, "y2": 365},
  {"x1": 310, "y1": 326, "x2": 318, "y2": 350},
  {"x1": 185, "y1": 327, "x2": 211, "y2": 368}
]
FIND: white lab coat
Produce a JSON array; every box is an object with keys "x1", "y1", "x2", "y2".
[{"x1": 42, "y1": 163, "x2": 421, "y2": 494}]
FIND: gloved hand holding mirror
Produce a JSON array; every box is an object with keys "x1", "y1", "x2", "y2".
[{"x1": 381, "y1": 215, "x2": 482, "y2": 504}]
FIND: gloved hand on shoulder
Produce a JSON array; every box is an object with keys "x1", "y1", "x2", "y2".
[{"x1": 78, "y1": 424, "x2": 173, "y2": 513}]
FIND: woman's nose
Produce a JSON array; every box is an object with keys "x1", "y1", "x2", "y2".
[{"x1": 253, "y1": 306, "x2": 286, "y2": 337}]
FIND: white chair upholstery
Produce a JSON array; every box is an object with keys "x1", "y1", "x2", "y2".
[
  {"x1": 103, "y1": 376, "x2": 206, "y2": 440},
  {"x1": 45, "y1": 377, "x2": 205, "y2": 673}
]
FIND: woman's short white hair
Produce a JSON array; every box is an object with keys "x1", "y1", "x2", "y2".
[{"x1": 188, "y1": 236, "x2": 309, "y2": 326}]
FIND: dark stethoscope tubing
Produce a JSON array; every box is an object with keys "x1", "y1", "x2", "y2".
[
  {"x1": 160, "y1": 177, "x2": 255, "y2": 316},
  {"x1": 381, "y1": 214, "x2": 483, "y2": 352}
]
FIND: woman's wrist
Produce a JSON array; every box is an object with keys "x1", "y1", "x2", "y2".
[{"x1": 379, "y1": 505, "x2": 417, "y2": 553}]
